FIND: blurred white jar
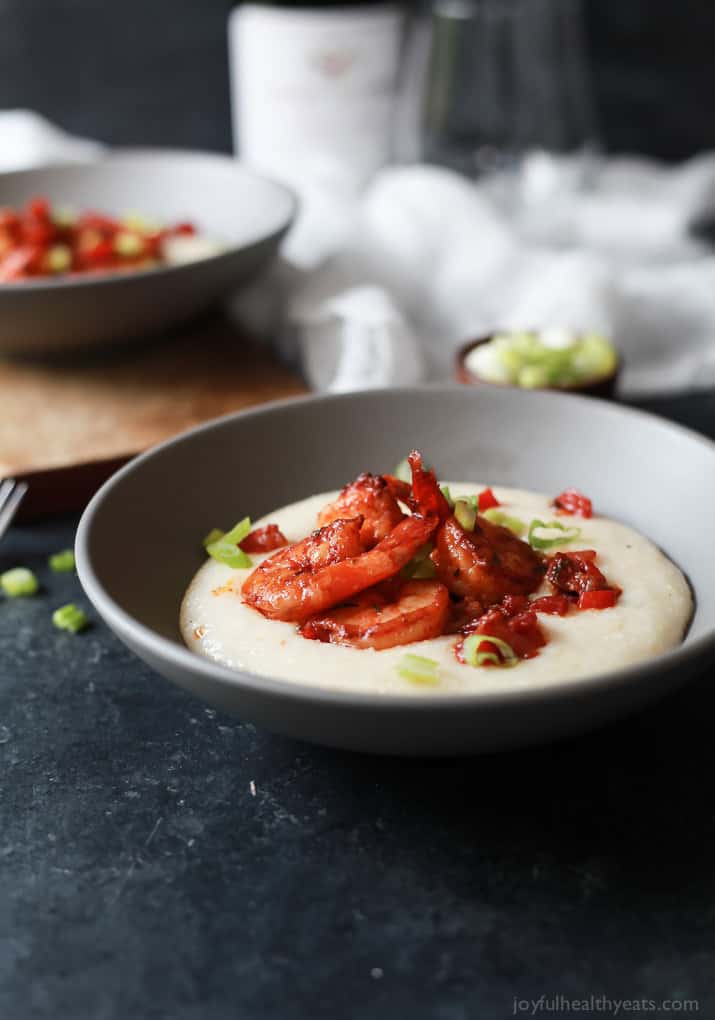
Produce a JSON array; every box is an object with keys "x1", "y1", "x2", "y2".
[{"x1": 229, "y1": 3, "x2": 405, "y2": 194}]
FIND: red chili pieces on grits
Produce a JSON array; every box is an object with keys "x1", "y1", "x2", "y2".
[
  {"x1": 0, "y1": 196, "x2": 196, "y2": 281},
  {"x1": 238, "y1": 454, "x2": 619, "y2": 667},
  {"x1": 553, "y1": 488, "x2": 593, "y2": 518},
  {"x1": 240, "y1": 524, "x2": 289, "y2": 554}
]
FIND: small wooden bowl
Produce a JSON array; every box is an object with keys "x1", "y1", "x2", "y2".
[{"x1": 456, "y1": 334, "x2": 621, "y2": 399}]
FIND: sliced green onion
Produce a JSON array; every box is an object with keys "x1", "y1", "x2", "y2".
[
  {"x1": 439, "y1": 484, "x2": 454, "y2": 508},
  {"x1": 466, "y1": 329, "x2": 617, "y2": 388},
  {"x1": 205, "y1": 517, "x2": 253, "y2": 568},
  {"x1": 393, "y1": 457, "x2": 411, "y2": 482},
  {"x1": 45, "y1": 244, "x2": 72, "y2": 273},
  {"x1": 397, "y1": 653, "x2": 440, "y2": 686},
  {"x1": 528, "y1": 518, "x2": 581, "y2": 551},
  {"x1": 222, "y1": 517, "x2": 252, "y2": 545},
  {"x1": 48, "y1": 549, "x2": 75, "y2": 572},
  {"x1": 0, "y1": 567, "x2": 39, "y2": 597},
  {"x1": 113, "y1": 231, "x2": 144, "y2": 257},
  {"x1": 411, "y1": 557, "x2": 437, "y2": 579},
  {"x1": 517, "y1": 364, "x2": 550, "y2": 389},
  {"x1": 206, "y1": 541, "x2": 252, "y2": 569},
  {"x1": 462, "y1": 633, "x2": 517, "y2": 668},
  {"x1": 51, "y1": 206, "x2": 76, "y2": 228},
  {"x1": 52, "y1": 603, "x2": 89, "y2": 633},
  {"x1": 401, "y1": 543, "x2": 435, "y2": 580},
  {"x1": 202, "y1": 528, "x2": 224, "y2": 548},
  {"x1": 476, "y1": 650, "x2": 501, "y2": 667},
  {"x1": 481, "y1": 508, "x2": 526, "y2": 536},
  {"x1": 454, "y1": 499, "x2": 477, "y2": 532}
]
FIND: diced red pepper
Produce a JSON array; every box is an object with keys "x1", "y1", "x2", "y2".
[
  {"x1": 0, "y1": 208, "x2": 20, "y2": 231},
  {"x1": 26, "y1": 196, "x2": 50, "y2": 220},
  {"x1": 0, "y1": 195, "x2": 197, "y2": 281},
  {"x1": 554, "y1": 489, "x2": 593, "y2": 518},
  {"x1": 459, "y1": 605, "x2": 546, "y2": 662},
  {"x1": 21, "y1": 220, "x2": 56, "y2": 247},
  {"x1": 77, "y1": 211, "x2": 119, "y2": 232},
  {"x1": 81, "y1": 239, "x2": 115, "y2": 264},
  {"x1": 477, "y1": 487, "x2": 500, "y2": 511},
  {"x1": 578, "y1": 589, "x2": 619, "y2": 611},
  {"x1": 499, "y1": 594, "x2": 530, "y2": 616},
  {"x1": 530, "y1": 594, "x2": 571, "y2": 616},
  {"x1": 546, "y1": 549, "x2": 609, "y2": 596},
  {"x1": 0, "y1": 245, "x2": 43, "y2": 280},
  {"x1": 240, "y1": 524, "x2": 289, "y2": 553}
]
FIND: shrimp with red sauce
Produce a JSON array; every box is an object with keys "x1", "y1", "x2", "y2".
[
  {"x1": 242, "y1": 513, "x2": 438, "y2": 623},
  {"x1": 433, "y1": 515, "x2": 545, "y2": 604},
  {"x1": 300, "y1": 579, "x2": 450, "y2": 650},
  {"x1": 317, "y1": 472, "x2": 405, "y2": 547},
  {"x1": 404, "y1": 450, "x2": 545, "y2": 604}
]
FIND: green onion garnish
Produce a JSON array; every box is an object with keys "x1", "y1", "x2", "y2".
[
  {"x1": 48, "y1": 549, "x2": 75, "y2": 572},
  {"x1": 206, "y1": 516, "x2": 253, "y2": 568},
  {"x1": 1, "y1": 567, "x2": 39, "y2": 597},
  {"x1": 463, "y1": 634, "x2": 517, "y2": 668},
  {"x1": 397, "y1": 653, "x2": 440, "y2": 686},
  {"x1": 394, "y1": 457, "x2": 411, "y2": 482},
  {"x1": 401, "y1": 543, "x2": 436, "y2": 580},
  {"x1": 475, "y1": 649, "x2": 501, "y2": 667},
  {"x1": 481, "y1": 508, "x2": 526, "y2": 536},
  {"x1": 466, "y1": 329, "x2": 617, "y2": 390},
  {"x1": 52, "y1": 603, "x2": 89, "y2": 633},
  {"x1": 439, "y1": 484, "x2": 455, "y2": 508},
  {"x1": 202, "y1": 528, "x2": 225, "y2": 549},
  {"x1": 454, "y1": 499, "x2": 477, "y2": 532},
  {"x1": 528, "y1": 518, "x2": 581, "y2": 550},
  {"x1": 411, "y1": 557, "x2": 437, "y2": 579}
]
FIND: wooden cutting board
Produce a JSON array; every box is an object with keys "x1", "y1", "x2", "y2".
[{"x1": 0, "y1": 314, "x2": 306, "y2": 519}]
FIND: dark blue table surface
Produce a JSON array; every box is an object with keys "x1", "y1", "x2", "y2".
[{"x1": 1, "y1": 392, "x2": 714, "y2": 1020}]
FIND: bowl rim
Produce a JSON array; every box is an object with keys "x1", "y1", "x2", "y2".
[
  {"x1": 456, "y1": 333, "x2": 621, "y2": 394},
  {"x1": 0, "y1": 147, "x2": 298, "y2": 294},
  {"x1": 75, "y1": 384, "x2": 715, "y2": 714}
]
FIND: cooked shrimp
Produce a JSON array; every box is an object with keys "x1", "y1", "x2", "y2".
[
  {"x1": 242, "y1": 514, "x2": 438, "y2": 623},
  {"x1": 407, "y1": 450, "x2": 452, "y2": 520},
  {"x1": 383, "y1": 474, "x2": 413, "y2": 505},
  {"x1": 317, "y1": 472, "x2": 404, "y2": 547},
  {"x1": 300, "y1": 579, "x2": 450, "y2": 650},
  {"x1": 433, "y1": 515, "x2": 544, "y2": 604}
]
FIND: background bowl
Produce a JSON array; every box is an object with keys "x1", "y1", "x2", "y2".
[
  {"x1": 0, "y1": 149, "x2": 296, "y2": 355},
  {"x1": 457, "y1": 335, "x2": 621, "y2": 398},
  {"x1": 76, "y1": 385, "x2": 715, "y2": 756}
]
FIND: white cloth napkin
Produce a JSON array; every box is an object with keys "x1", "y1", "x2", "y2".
[
  {"x1": 0, "y1": 109, "x2": 104, "y2": 172},
  {"x1": 4, "y1": 109, "x2": 715, "y2": 396},
  {"x1": 265, "y1": 154, "x2": 715, "y2": 396}
]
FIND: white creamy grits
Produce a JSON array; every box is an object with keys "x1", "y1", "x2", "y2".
[{"x1": 180, "y1": 486, "x2": 692, "y2": 696}]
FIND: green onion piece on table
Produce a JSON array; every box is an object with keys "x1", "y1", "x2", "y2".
[
  {"x1": 397, "y1": 653, "x2": 440, "y2": 686},
  {"x1": 1, "y1": 567, "x2": 39, "y2": 597},
  {"x1": 206, "y1": 516, "x2": 253, "y2": 568},
  {"x1": 481, "y1": 508, "x2": 526, "y2": 537},
  {"x1": 48, "y1": 549, "x2": 75, "y2": 572},
  {"x1": 528, "y1": 519, "x2": 581, "y2": 551},
  {"x1": 462, "y1": 634, "x2": 517, "y2": 668},
  {"x1": 52, "y1": 603, "x2": 89, "y2": 633}
]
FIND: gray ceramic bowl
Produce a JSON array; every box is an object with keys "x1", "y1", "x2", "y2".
[
  {"x1": 0, "y1": 149, "x2": 296, "y2": 355},
  {"x1": 76, "y1": 386, "x2": 715, "y2": 756}
]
